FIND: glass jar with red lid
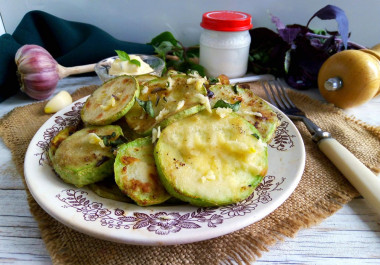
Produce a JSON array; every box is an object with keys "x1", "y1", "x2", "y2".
[{"x1": 199, "y1": 10, "x2": 253, "y2": 78}]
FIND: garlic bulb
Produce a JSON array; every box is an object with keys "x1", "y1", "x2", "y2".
[
  {"x1": 15, "y1": 45, "x2": 60, "y2": 100},
  {"x1": 15, "y1": 45, "x2": 96, "y2": 100},
  {"x1": 44, "y1": 91, "x2": 73, "y2": 114}
]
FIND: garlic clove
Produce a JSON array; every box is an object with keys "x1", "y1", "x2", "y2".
[{"x1": 44, "y1": 91, "x2": 73, "y2": 114}]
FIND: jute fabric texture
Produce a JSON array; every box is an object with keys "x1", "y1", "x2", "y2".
[{"x1": 0, "y1": 83, "x2": 379, "y2": 265}]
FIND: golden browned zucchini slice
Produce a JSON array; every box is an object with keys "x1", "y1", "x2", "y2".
[
  {"x1": 209, "y1": 84, "x2": 280, "y2": 143},
  {"x1": 51, "y1": 125, "x2": 123, "y2": 187},
  {"x1": 125, "y1": 73, "x2": 207, "y2": 135},
  {"x1": 135, "y1": 74, "x2": 159, "y2": 86},
  {"x1": 154, "y1": 110, "x2": 268, "y2": 207},
  {"x1": 81, "y1": 75, "x2": 139, "y2": 125},
  {"x1": 114, "y1": 137, "x2": 171, "y2": 206},
  {"x1": 48, "y1": 126, "x2": 77, "y2": 163}
]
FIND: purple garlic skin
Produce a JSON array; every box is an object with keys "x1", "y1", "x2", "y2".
[{"x1": 15, "y1": 45, "x2": 60, "y2": 100}]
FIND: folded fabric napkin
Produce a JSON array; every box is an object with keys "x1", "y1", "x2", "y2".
[
  {"x1": 0, "y1": 10, "x2": 154, "y2": 102},
  {"x1": 0, "y1": 82, "x2": 379, "y2": 264}
]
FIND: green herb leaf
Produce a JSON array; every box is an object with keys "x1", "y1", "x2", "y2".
[
  {"x1": 149, "y1": 31, "x2": 179, "y2": 47},
  {"x1": 186, "y1": 46, "x2": 200, "y2": 58},
  {"x1": 100, "y1": 132, "x2": 128, "y2": 147},
  {"x1": 232, "y1": 84, "x2": 239, "y2": 94},
  {"x1": 177, "y1": 61, "x2": 206, "y2": 77},
  {"x1": 149, "y1": 31, "x2": 203, "y2": 76},
  {"x1": 115, "y1": 50, "x2": 130, "y2": 61},
  {"x1": 154, "y1": 41, "x2": 175, "y2": 59},
  {"x1": 213, "y1": 100, "x2": 241, "y2": 112},
  {"x1": 252, "y1": 133, "x2": 260, "y2": 140},
  {"x1": 130, "y1": 59, "x2": 141, "y2": 67},
  {"x1": 136, "y1": 98, "x2": 155, "y2": 117},
  {"x1": 208, "y1": 77, "x2": 219, "y2": 85}
]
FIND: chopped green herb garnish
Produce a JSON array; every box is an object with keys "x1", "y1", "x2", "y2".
[
  {"x1": 187, "y1": 69, "x2": 198, "y2": 76},
  {"x1": 100, "y1": 132, "x2": 128, "y2": 148},
  {"x1": 232, "y1": 84, "x2": 239, "y2": 94},
  {"x1": 208, "y1": 77, "x2": 219, "y2": 85},
  {"x1": 252, "y1": 133, "x2": 260, "y2": 140},
  {"x1": 213, "y1": 100, "x2": 241, "y2": 112},
  {"x1": 136, "y1": 98, "x2": 155, "y2": 117}
]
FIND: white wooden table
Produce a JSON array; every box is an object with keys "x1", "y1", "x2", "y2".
[{"x1": 0, "y1": 76, "x2": 379, "y2": 265}]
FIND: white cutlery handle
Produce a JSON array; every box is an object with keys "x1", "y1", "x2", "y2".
[{"x1": 318, "y1": 137, "x2": 380, "y2": 213}]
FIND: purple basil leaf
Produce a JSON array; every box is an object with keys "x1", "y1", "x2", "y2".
[
  {"x1": 306, "y1": 5, "x2": 349, "y2": 49},
  {"x1": 278, "y1": 28, "x2": 302, "y2": 44},
  {"x1": 271, "y1": 15, "x2": 302, "y2": 44},
  {"x1": 271, "y1": 14, "x2": 285, "y2": 30},
  {"x1": 249, "y1": 27, "x2": 290, "y2": 77},
  {"x1": 285, "y1": 37, "x2": 330, "y2": 89}
]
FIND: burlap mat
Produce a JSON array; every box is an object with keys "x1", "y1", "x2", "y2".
[{"x1": 0, "y1": 82, "x2": 379, "y2": 265}]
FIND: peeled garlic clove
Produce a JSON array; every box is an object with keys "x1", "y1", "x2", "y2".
[
  {"x1": 44, "y1": 91, "x2": 73, "y2": 114},
  {"x1": 15, "y1": 45, "x2": 60, "y2": 100}
]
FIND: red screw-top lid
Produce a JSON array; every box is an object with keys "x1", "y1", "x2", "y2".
[{"x1": 200, "y1": 10, "x2": 253, "y2": 31}]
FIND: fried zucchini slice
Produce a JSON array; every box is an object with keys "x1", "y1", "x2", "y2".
[
  {"x1": 51, "y1": 125, "x2": 123, "y2": 187},
  {"x1": 209, "y1": 84, "x2": 280, "y2": 143},
  {"x1": 48, "y1": 126, "x2": 77, "y2": 163},
  {"x1": 154, "y1": 110, "x2": 268, "y2": 207},
  {"x1": 81, "y1": 75, "x2": 139, "y2": 125},
  {"x1": 89, "y1": 177, "x2": 132, "y2": 203},
  {"x1": 114, "y1": 137, "x2": 171, "y2": 206},
  {"x1": 125, "y1": 73, "x2": 207, "y2": 135},
  {"x1": 135, "y1": 74, "x2": 159, "y2": 86}
]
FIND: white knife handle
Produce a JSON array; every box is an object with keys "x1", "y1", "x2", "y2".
[{"x1": 318, "y1": 137, "x2": 380, "y2": 213}]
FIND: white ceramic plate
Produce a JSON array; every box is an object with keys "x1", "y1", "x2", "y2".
[{"x1": 24, "y1": 96, "x2": 305, "y2": 246}]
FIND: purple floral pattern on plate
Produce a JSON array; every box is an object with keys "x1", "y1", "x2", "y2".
[
  {"x1": 56, "y1": 175, "x2": 285, "y2": 235},
  {"x1": 269, "y1": 113, "x2": 296, "y2": 151},
  {"x1": 35, "y1": 102, "x2": 83, "y2": 165}
]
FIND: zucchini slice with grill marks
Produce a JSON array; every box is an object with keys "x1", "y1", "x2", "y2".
[
  {"x1": 154, "y1": 109, "x2": 268, "y2": 207},
  {"x1": 114, "y1": 137, "x2": 171, "y2": 206},
  {"x1": 81, "y1": 75, "x2": 139, "y2": 125},
  {"x1": 209, "y1": 84, "x2": 280, "y2": 143},
  {"x1": 51, "y1": 125, "x2": 124, "y2": 187}
]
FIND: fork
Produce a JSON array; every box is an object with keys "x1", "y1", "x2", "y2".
[{"x1": 262, "y1": 79, "x2": 380, "y2": 214}]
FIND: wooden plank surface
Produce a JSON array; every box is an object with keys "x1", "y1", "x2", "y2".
[{"x1": 0, "y1": 186, "x2": 379, "y2": 264}]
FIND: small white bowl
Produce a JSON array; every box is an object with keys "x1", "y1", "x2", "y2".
[{"x1": 95, "y1": 54, "x2": 165, "y2": 82}]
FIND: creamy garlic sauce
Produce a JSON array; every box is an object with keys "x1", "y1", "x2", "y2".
[{"x1": 109, "y1": 55, "x2": 153, "y2": 76}]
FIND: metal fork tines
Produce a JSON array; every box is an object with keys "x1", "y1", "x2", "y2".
[
  {"x1": 262, "y1": 80, "x2": 380, "y2": 214},
  {"x1": 262, "y1": 79, "x2": 331, "y2": 142}
]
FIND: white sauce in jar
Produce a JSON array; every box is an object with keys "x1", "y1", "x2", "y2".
[{"x1": 199, "y1": 11, "x2": 252, "y2": 78}]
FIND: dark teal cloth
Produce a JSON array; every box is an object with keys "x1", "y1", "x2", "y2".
[{"x1": 0, "y1": 10, "x2": 154, "y2": 102}]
